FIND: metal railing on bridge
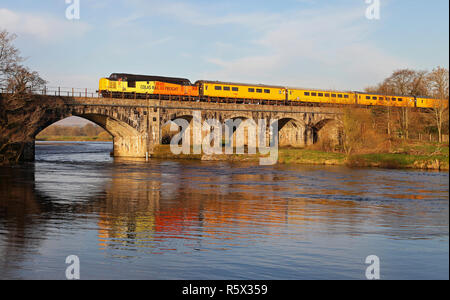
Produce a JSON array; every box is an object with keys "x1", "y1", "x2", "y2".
[{"x1": 0, "y1": 86, "x2": 101, "y2": 98}]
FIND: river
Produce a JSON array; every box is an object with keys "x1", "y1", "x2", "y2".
[{"x1": 0, "y1": 141, "x2": 448, "y2": 279}]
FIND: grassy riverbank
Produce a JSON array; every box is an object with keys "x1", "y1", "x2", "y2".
[
  {"x1": 36, "y1": 124, "x2": 113, "y2": 142},
  {"x1": 151, "y1": 142, "x2": 449, "y2": 171},
  {"x1": 279, "y1": 147, "x2": 448, "y2": 170}
]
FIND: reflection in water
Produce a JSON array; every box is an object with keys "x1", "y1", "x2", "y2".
[{"x1": 0, "y1": 142, "x2": 448, "y2": 279}]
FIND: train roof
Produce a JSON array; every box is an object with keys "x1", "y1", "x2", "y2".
[
  {"x1": 109, "y1": 73, "x2": 192, "y2": 85},
  {"x1": 286, "y1": 86, "x2": 354, "y2": 93},
  {"x1": 195, "y1": 80, "x2": 286, "y2": 89}
]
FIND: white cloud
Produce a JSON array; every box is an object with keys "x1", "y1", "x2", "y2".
[
  {"x1": 203, "y1": 6, "x2": 411, "y2": 90},
  {"x1": 116, "y1": 0, "x2": 283, "y2": 30},
  {"x1": 0, "y1": 8, "x2": 90, "y2": 42}
]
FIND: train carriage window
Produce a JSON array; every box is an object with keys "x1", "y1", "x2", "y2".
[
  {"x1": 215, "y1": 86, "x2": 222, "y2": 90},
  {"x1": 373, "y1": 96, "x2": 377, "y2": 100},
  {"x1": 318, "y1": 93, "x2": 324, "y2": 97},
  {"x1": 325, "y1": 93, "x2": 330, "y2": 97},
  {"x1": 223, "y1": 86, "x2": 230, "y2": 91},
  {"x1": 332, "y1": 94, "x2": 337, "y2": 98},
  {"x1": 264, "y1": 89, "x2": 270, "y2": 94},
  {"x1": 304, "y1": 92, "x2": 310, "y2": 96},
  {"x1": 398, "y1": 98, "x2": 403, "y2": 101},
  {"x1": 338, "y1": 94, "x2": 343, "y2": 98},
  {"x1": 232, "y1": 87, "x2": 239, "y2": 92},
  {"x1": 311, "y1": 92, "x2": 317, "y2": 96},
  {"x1": 366, "y1": 96, "x2": 371, "y2": 100},
  {"x1": 249, "y1": 88, "x2": 255, "y2": 93},
  {"x1": 344, "y1": 95, "x2": 349, "y2": 98},
  {"x1": 392, "y1": 98, "x2": 396, "y2": 101},
  {"x1": 256, "y1": 89, "x2": 262, "y2": 93}
]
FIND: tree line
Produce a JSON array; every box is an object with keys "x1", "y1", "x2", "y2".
[
  {"x1": 364, "y1": 67, "x2": 449, "y2": 143},
  {"x1": 37, "y1": 123, "x2": 108, "y2": 137}
]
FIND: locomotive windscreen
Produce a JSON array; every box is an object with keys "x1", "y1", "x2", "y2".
[{"x1": 109, "y1": 73, "x2": 192, "y2": 86}]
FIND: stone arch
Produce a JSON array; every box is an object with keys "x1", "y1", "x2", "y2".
[
  {"x1": 314, "y1": 117, "x2": 340, "y2": 132},
  {"x1": 172, "y1": 115, "x2": 193, "y2": 123},
  {"x1": 224, "y1": 115, "x2": 254, "y2": 149},
  {"x1": 160, "y1": 112, "x2": 195, "y2": 145},
  {"x1": 33, "y1": 109, "x2": 147, "y2": 158},
  {"x1": 312, "y1": 118, "x2": 342, "y2": 149},
  {"x1": 224, "y1": 114, "x2": 251, "y2": 132},
  {"x1": 163, "y1": 110, "x2": 195, "y2": 124},
  {"x1": 276, "y1": 117, "x2": 307, "y2": 147},
  {"x1": 33, "y1": 113, "x2": 139, "y2": 137},
  {"x1": 33, "y1": 104, "x2": 142, "y2": 137}
]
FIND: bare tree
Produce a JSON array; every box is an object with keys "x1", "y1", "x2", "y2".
[
  {"x1": 339, "y1": 108, "x2": 369, "y2": 156},
  {"x1": 0, "y1": 29, "x2": 45, "y2": 95},
  {"x1": 365, "y1": 81, "x2": 400, "y2": 139},
  {"x1": 427, "y1": 67, "x2": 449, "y2": 143},
  {"x1": 6, "y1": 65, "x2": 46, "y2": 95},
  {"x1": 0, "y1": 30, "x2": 22, "y2": 90},
  {"x1": 381, "y1": 69, "x2": 428, "y2": 139}
]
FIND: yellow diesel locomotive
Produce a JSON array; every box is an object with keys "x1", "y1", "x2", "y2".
[
  {"x1": 99, "y1": 73, "x2": 199, "y2": 99},
  {"x1": 98, "y1": 73, "x2": 447, "y2": 109}
]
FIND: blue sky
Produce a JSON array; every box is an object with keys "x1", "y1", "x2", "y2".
[{"x1": 1, "y1": 0, "x2": 449, "y2": 92}]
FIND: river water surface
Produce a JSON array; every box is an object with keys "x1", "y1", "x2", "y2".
[{"x1": 0, "y1": 142, "x2": 448, "y2": 279}]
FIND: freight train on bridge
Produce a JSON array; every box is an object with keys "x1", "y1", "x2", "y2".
[{"x1": 99, "y1": 73, "x2": 446, "y2": 109}]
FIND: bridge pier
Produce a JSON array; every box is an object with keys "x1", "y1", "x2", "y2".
[
  {"x1": 305, "y1": 126, "x2": 317, "y2": 146},
  {"x1": 112, "y1": 135, "x2": 149, "y2": 158},
  {"x1": 23, "y1": 141, "x2": 36, "y2": 162},
  {"x1": 80, "y1": 112, "x2": 160, "y2": 159}
]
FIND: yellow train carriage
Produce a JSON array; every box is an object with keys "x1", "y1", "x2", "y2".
[
  {"x1": 288, "y1": 88, "x2": 356, "y2": 105},
  {"x1": 416, "y1": 97, "x2": 449, "y2": 109},
  {"x1": 356, "y1": 93, "x2": 415, "y2": 107},
  {"x1": 99, "y1": 77, "x2": 156, "y2": 95},
  {"x1": 197, "y1": 81, "x2": 286, "y2": 101}
]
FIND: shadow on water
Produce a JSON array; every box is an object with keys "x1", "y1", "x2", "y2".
[{"x1": 0, "y1": 142, "x2": 448, "y2": 279}]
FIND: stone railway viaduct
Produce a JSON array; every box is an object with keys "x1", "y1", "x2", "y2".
[{"x1": 4, "y1": 95, "x2": 344, "y2": 161}]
